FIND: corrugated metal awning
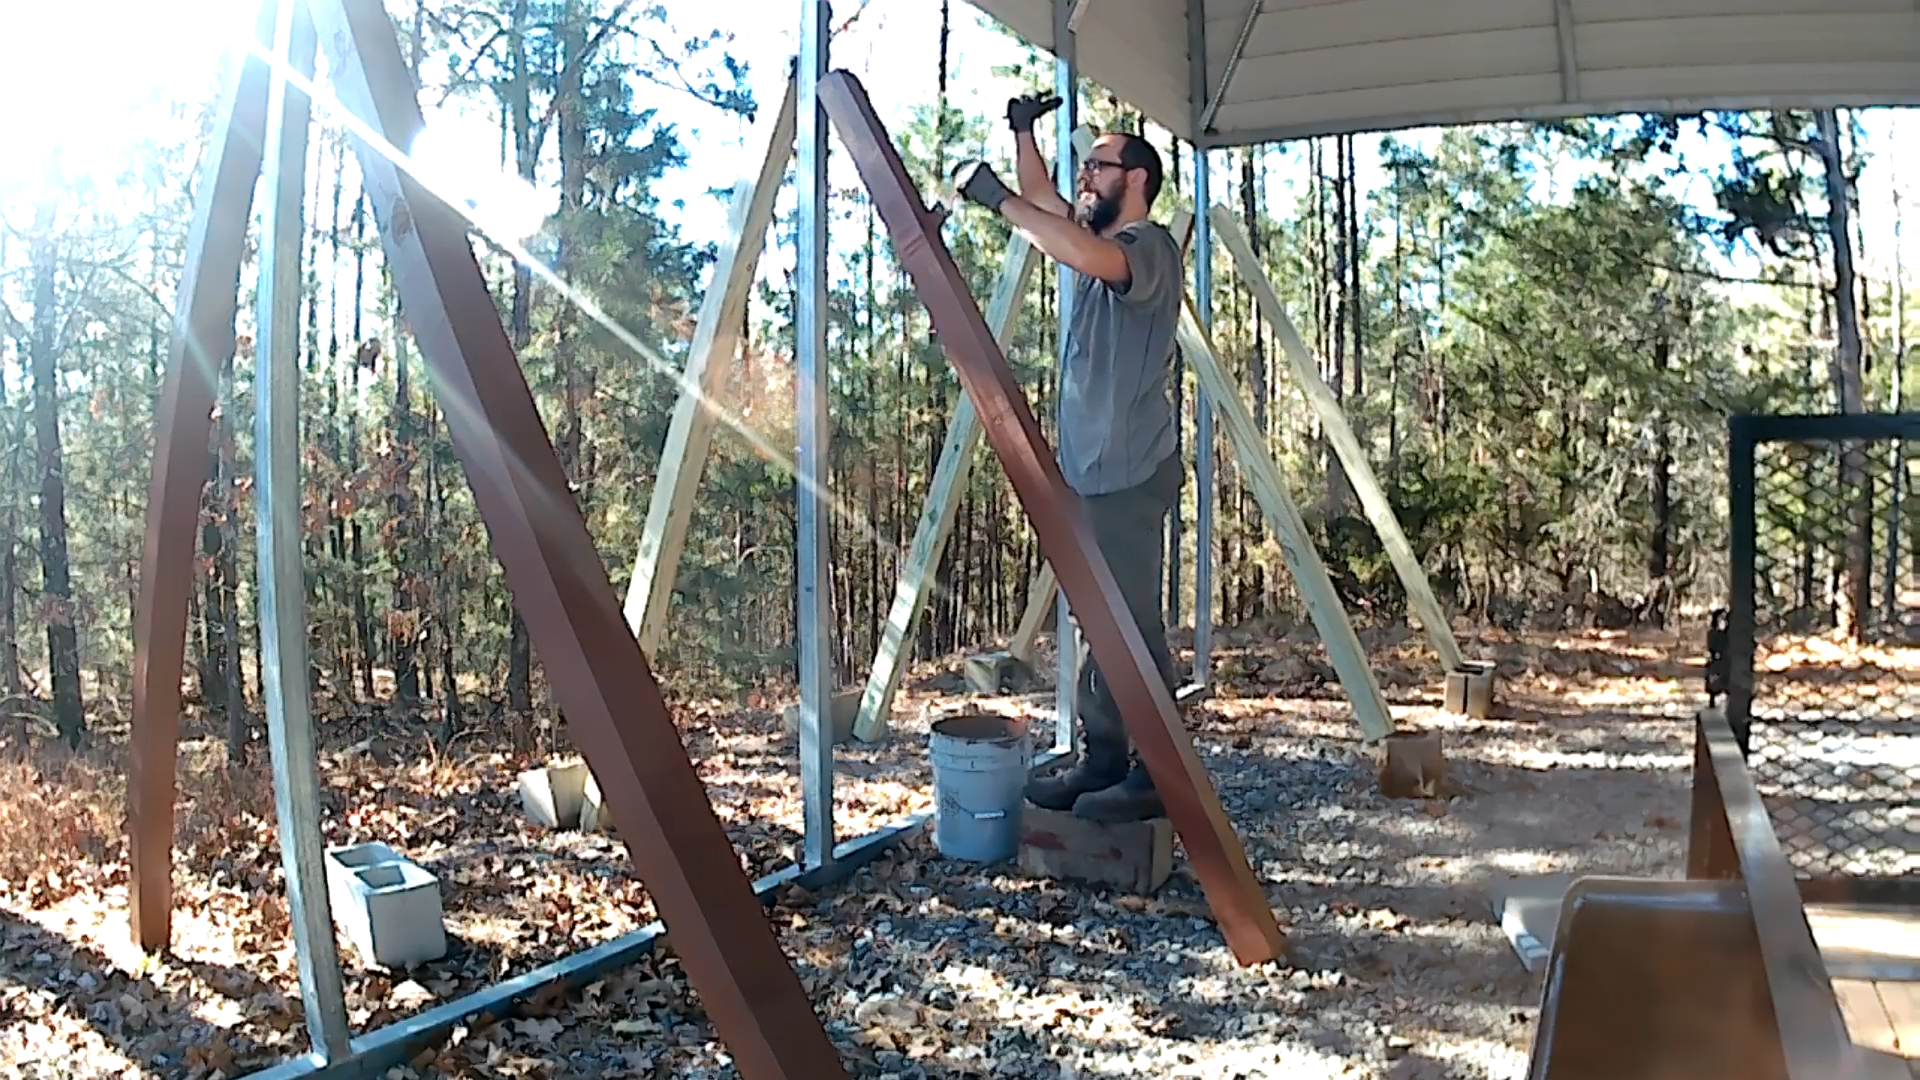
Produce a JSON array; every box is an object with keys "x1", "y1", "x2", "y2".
[{"x1": 968, "y1": 0, "x2": 1920, "y2": 147}]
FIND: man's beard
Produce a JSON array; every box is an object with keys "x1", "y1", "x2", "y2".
[{"x1": 1075, "y1": 190, "x2": 1121, "y2": 233}]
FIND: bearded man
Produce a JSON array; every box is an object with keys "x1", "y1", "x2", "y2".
[{"x1": 949, "y1": 93, "x2": 1182, "y2": 823}]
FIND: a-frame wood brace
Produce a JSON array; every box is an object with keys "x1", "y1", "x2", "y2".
[
  {"x1": 821, "y1": 67, "x2": 1286, "y2": 965},
  {"x1": 127, "y1": 2, "x2": 848, "y2": 1076},
  {"x1": 1208, "y1": 206, "x2": 1466, "y2": 673}
]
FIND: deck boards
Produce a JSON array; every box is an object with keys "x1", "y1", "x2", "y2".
[
  {"x1": 1808, "y1": 904, "x2": 1920, "y2": 981},
  {"x1": 1833, "y1": 979, "x2": 1920, "y2": 1078}
]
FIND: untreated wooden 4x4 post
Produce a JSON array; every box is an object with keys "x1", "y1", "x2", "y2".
[{"x1": 818, "y1": 69, "x2": 1284, "y2": 966}]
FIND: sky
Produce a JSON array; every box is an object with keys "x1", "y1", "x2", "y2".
[{"x1": 1, "y1": 0, "x2": 1915, "y2": 306}]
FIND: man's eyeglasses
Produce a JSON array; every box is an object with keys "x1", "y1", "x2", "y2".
[{"x1": 1079, "y1": 158, "x2": 1129, "y2": 175}]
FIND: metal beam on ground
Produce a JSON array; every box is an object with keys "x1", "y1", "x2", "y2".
[
  {"x1": 129, "y1": 0, "x2": 278, "y2": 952},
  {"x1": 821, "y1": 67, "x2": 1284, "y2": 965},
  {"x1": 1174, "y1": 300, "x2": 1396, "y2": 742},
  {"x1": 1208, "y1": 206, "x2": 1466, "y2": 673},
  {"x1": 795, "y1": 0, "x2": 835, "y2": 871},
  {"x1": 239, "y1": 748, "x2": 1066, "y2": 1080},
  {"x1": 623, "y1": 74, "x2": 798, "y2": 657},
  {"x1": 850, "y1": 234, "x2": 1042, "y2": 741},
  {"x1": 253, "y1": 0, "x2": 349, "y2": 1060},
  {"x1": 307, "y1": 2, "x2": 847, "y2": 1075}
]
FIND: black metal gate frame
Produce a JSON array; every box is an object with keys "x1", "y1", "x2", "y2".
[
  {"x1": 1726, "y1": 412, "x2": 1920, "y2": 887},
  {"x1": 1727, "y1": 412, "x2": 1920, "y2": 747}
]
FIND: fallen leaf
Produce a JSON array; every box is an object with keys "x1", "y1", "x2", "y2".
[{"x1": 514, "y1": 1016, "x2": 563, "y2": 1039}]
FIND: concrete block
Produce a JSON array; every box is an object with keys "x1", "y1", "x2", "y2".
[
  {"x1": 579, "y1": 769, "x2": 608, "y2": 833},
  {"x1": 1378, "y1": 729, "x2": 1446, "y2": 798},
  {"x1": 1444, "y1": 660, "x2": 1496, "y2": 719},
  {"x1": 1488, "y1": 873, "x2": 1576, "y2": 972},
  {"x1": 963, "y1": 650, "x2": 1038, "y2": 694},
  {"x1": 324, "y1": 843, "x2": 447, "y2": 968},
  {"x1": 780, "y1": 689, "x2": 860, "y2": 745},
  {"x1": 518, "y1": 761, "x2": 590, "y2": 828},
  {"x1": 1018, "y1": 806, "x2": 1174, "y2": 894}
]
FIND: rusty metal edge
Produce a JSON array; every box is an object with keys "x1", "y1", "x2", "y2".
[
  {"x1": 129, "y1": 0, "x2": 281, "y2": 952},
  {"x1": 817, "y1": 67, "x2": 1284, "y2": 966},
  {"x1": 1696, "y1": 709, "x2": 1871, "y2": 1080},
  {"x1": 306, "y1": 3, "x2": 847, "y2": 1078}
]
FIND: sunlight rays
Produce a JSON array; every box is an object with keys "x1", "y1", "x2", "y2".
[{"x1": 242, "y1": 30, "x2": 943, "y2": 633}]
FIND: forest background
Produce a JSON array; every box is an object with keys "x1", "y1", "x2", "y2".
[{"x1": 0, "y1": 0, "x2": 1911, "y2": 753}]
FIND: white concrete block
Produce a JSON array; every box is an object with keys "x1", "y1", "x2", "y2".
[
  {"x1": 324, "y1": 843, "x2": 447, "y2": 968},
  {"x1": 579, "y1": 769, "x2": 608, "y2": 833},
  {"x1": 324, "y1": 840, "x2": 403, "y2": 906},
  {"x1": 518, "y1": 762, "x2": 590, "y2": 828}
]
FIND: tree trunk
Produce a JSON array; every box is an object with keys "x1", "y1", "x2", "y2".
[
  {"x1": 1648, "y1": 324, "x2": 1673, "y2": 628},
  {"x1": 1324, "y1": 136, "x2": 1350, "y2": 518},
  {"x1": 1347, "y1": 133, "x2": 1364, "y2": 401},
  {"x1": 218, "y1": 361, "x2": 246, "y2": 758},
  {"x1": 28, "y1": 204, "x2": 83, "y2": 747},
  {"x1": 1888, "y1": 187, "x2": 1906, "y2": 622},
  {"x1": 503, "y1": 0, "x2": 537, "y2": 718},
  {"x1": 1817, "y1": 109, "x2": 1870, "y2": 640},
  {"x1": 390, "y1": 279, "x2": 421, "y2": 710},
  {"x1": 348, "y1": 192, "x2": 375, "y2": 700}
]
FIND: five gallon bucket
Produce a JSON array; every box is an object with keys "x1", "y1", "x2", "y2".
[{"x1": 928, "y1": 713, "x2": 1032, "y2": 863}]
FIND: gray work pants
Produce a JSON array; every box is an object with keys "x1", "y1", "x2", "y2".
[{"x1": 1074, "y1": 452, "x2": 1182, "y2": 778}]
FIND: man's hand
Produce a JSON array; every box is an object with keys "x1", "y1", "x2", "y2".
[
  {"x1": 1006, "y1": 93, "x2": 1062, "y2": 135},
  {"x1": 952, "y1": 160, "x2": 1014, "y2": 213}
]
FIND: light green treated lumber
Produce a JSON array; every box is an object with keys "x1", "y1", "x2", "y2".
[
  {"x1": 851, "y1": 235, "x2": 1043, "y2": 742},
  {"x1": 623, "y1": 75, "x2": 798, "y2": 656},
  {"x1": 1176, "y1": 299, "x2": 1396, "y2": 742},
  {"x1": 1208, "y1": 205, "x2": 1466, "y2": 673},
  {"x1": 1009, "y1": 562, "x2": 1057, "y2": 664}
]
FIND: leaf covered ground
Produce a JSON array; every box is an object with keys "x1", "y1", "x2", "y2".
[{"x1": 0, "y1": 624, "x2": 1710, "y2": 1079}]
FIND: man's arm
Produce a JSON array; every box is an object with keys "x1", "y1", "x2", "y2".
[
  {"x1": 1013, "y1": 131, "x2": 1072, "y2": 219},
  {"x1": 1000, "y1": 196, "x2": 1129, "y2": 286}
]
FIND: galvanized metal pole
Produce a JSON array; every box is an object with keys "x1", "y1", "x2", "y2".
[
  {"x1": 254, "y1": 0, "x2": 350, "y2": 1059},
  {"x1": 1192, "y1": 153, "x2": 1215, "y2": 688},
  {"x1": 796, "y1": 0, "x2": 835, "y2": 869},
  {"x1": 1052, "y1": 0, "x2": 1080, "y2": 754}
]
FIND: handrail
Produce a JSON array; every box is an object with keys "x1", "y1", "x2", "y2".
[{"x1": 1691, "y1": 709, "x2": 1869, "y2": 1080}]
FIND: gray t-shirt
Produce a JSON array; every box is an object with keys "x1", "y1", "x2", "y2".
[{"x1": 1056, "y1": 220, "x2": 1182, "y2": 496}]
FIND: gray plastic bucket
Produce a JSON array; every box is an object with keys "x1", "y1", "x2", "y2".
[{"x1": 928, "y1": 714, "x2": 1032, "y2": 863}]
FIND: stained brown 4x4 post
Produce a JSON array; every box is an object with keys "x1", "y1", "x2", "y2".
[
  {"x1": 817, "y1": 68, "x2": 1286, "y2": 967},
  {"x1": 125, "y1": 1, "x2": 846, "y2": 1077}
]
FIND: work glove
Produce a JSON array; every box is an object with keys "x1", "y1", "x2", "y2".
[
  {"x1": 951, "y1": 160, "x2": 1013, "y2": 214},
  {"x1": 1006, "y1": 92, "x2": 1062, "y2": 135}
]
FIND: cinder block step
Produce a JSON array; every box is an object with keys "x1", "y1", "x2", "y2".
[
  {"x1": 1018, "y1": 806, "x2": 1174, "y2": 894},
  {"x1": 580, "y1": 770, "x2": 609, "y2": 833},
  {"x1": 518, "y1": 761, "x2": 590, "y2": 828},
  {"x1": 1444, "y1": 661, "x2": 1497, "y2": 718},
  {"x1": 963, "y1": 650, "x2": 1040, "y2": 694},
  {"x1": 1378, "y1": 729, "x2": 1446, "y2": 799},
  {"x1": 780, "y1": 689, "x2": 861, "y2": 745},
  {"x1": 324, "y1": 842, "x2": 447, "y2": 968}
]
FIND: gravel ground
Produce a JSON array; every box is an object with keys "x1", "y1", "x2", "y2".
[{"x1": 0, "y1": 625, "x2": 1707, "y2": 1079}]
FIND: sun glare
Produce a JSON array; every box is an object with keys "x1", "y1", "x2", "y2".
[{"x1": 0, "y1": 0, "x2": 258, "y2": 202}]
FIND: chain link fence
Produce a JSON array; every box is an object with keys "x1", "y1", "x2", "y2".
[{"x1": 1729, "y1": 414, "x2": 1920, "y2": 881}]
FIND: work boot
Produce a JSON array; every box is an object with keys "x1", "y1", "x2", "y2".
[
  {"x1": 1071, "y1": 763, "x2": 1164, "y2": 822},
  {"x1": 1024, "y1": 748, "x2": 1126, "y2": 811}
]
